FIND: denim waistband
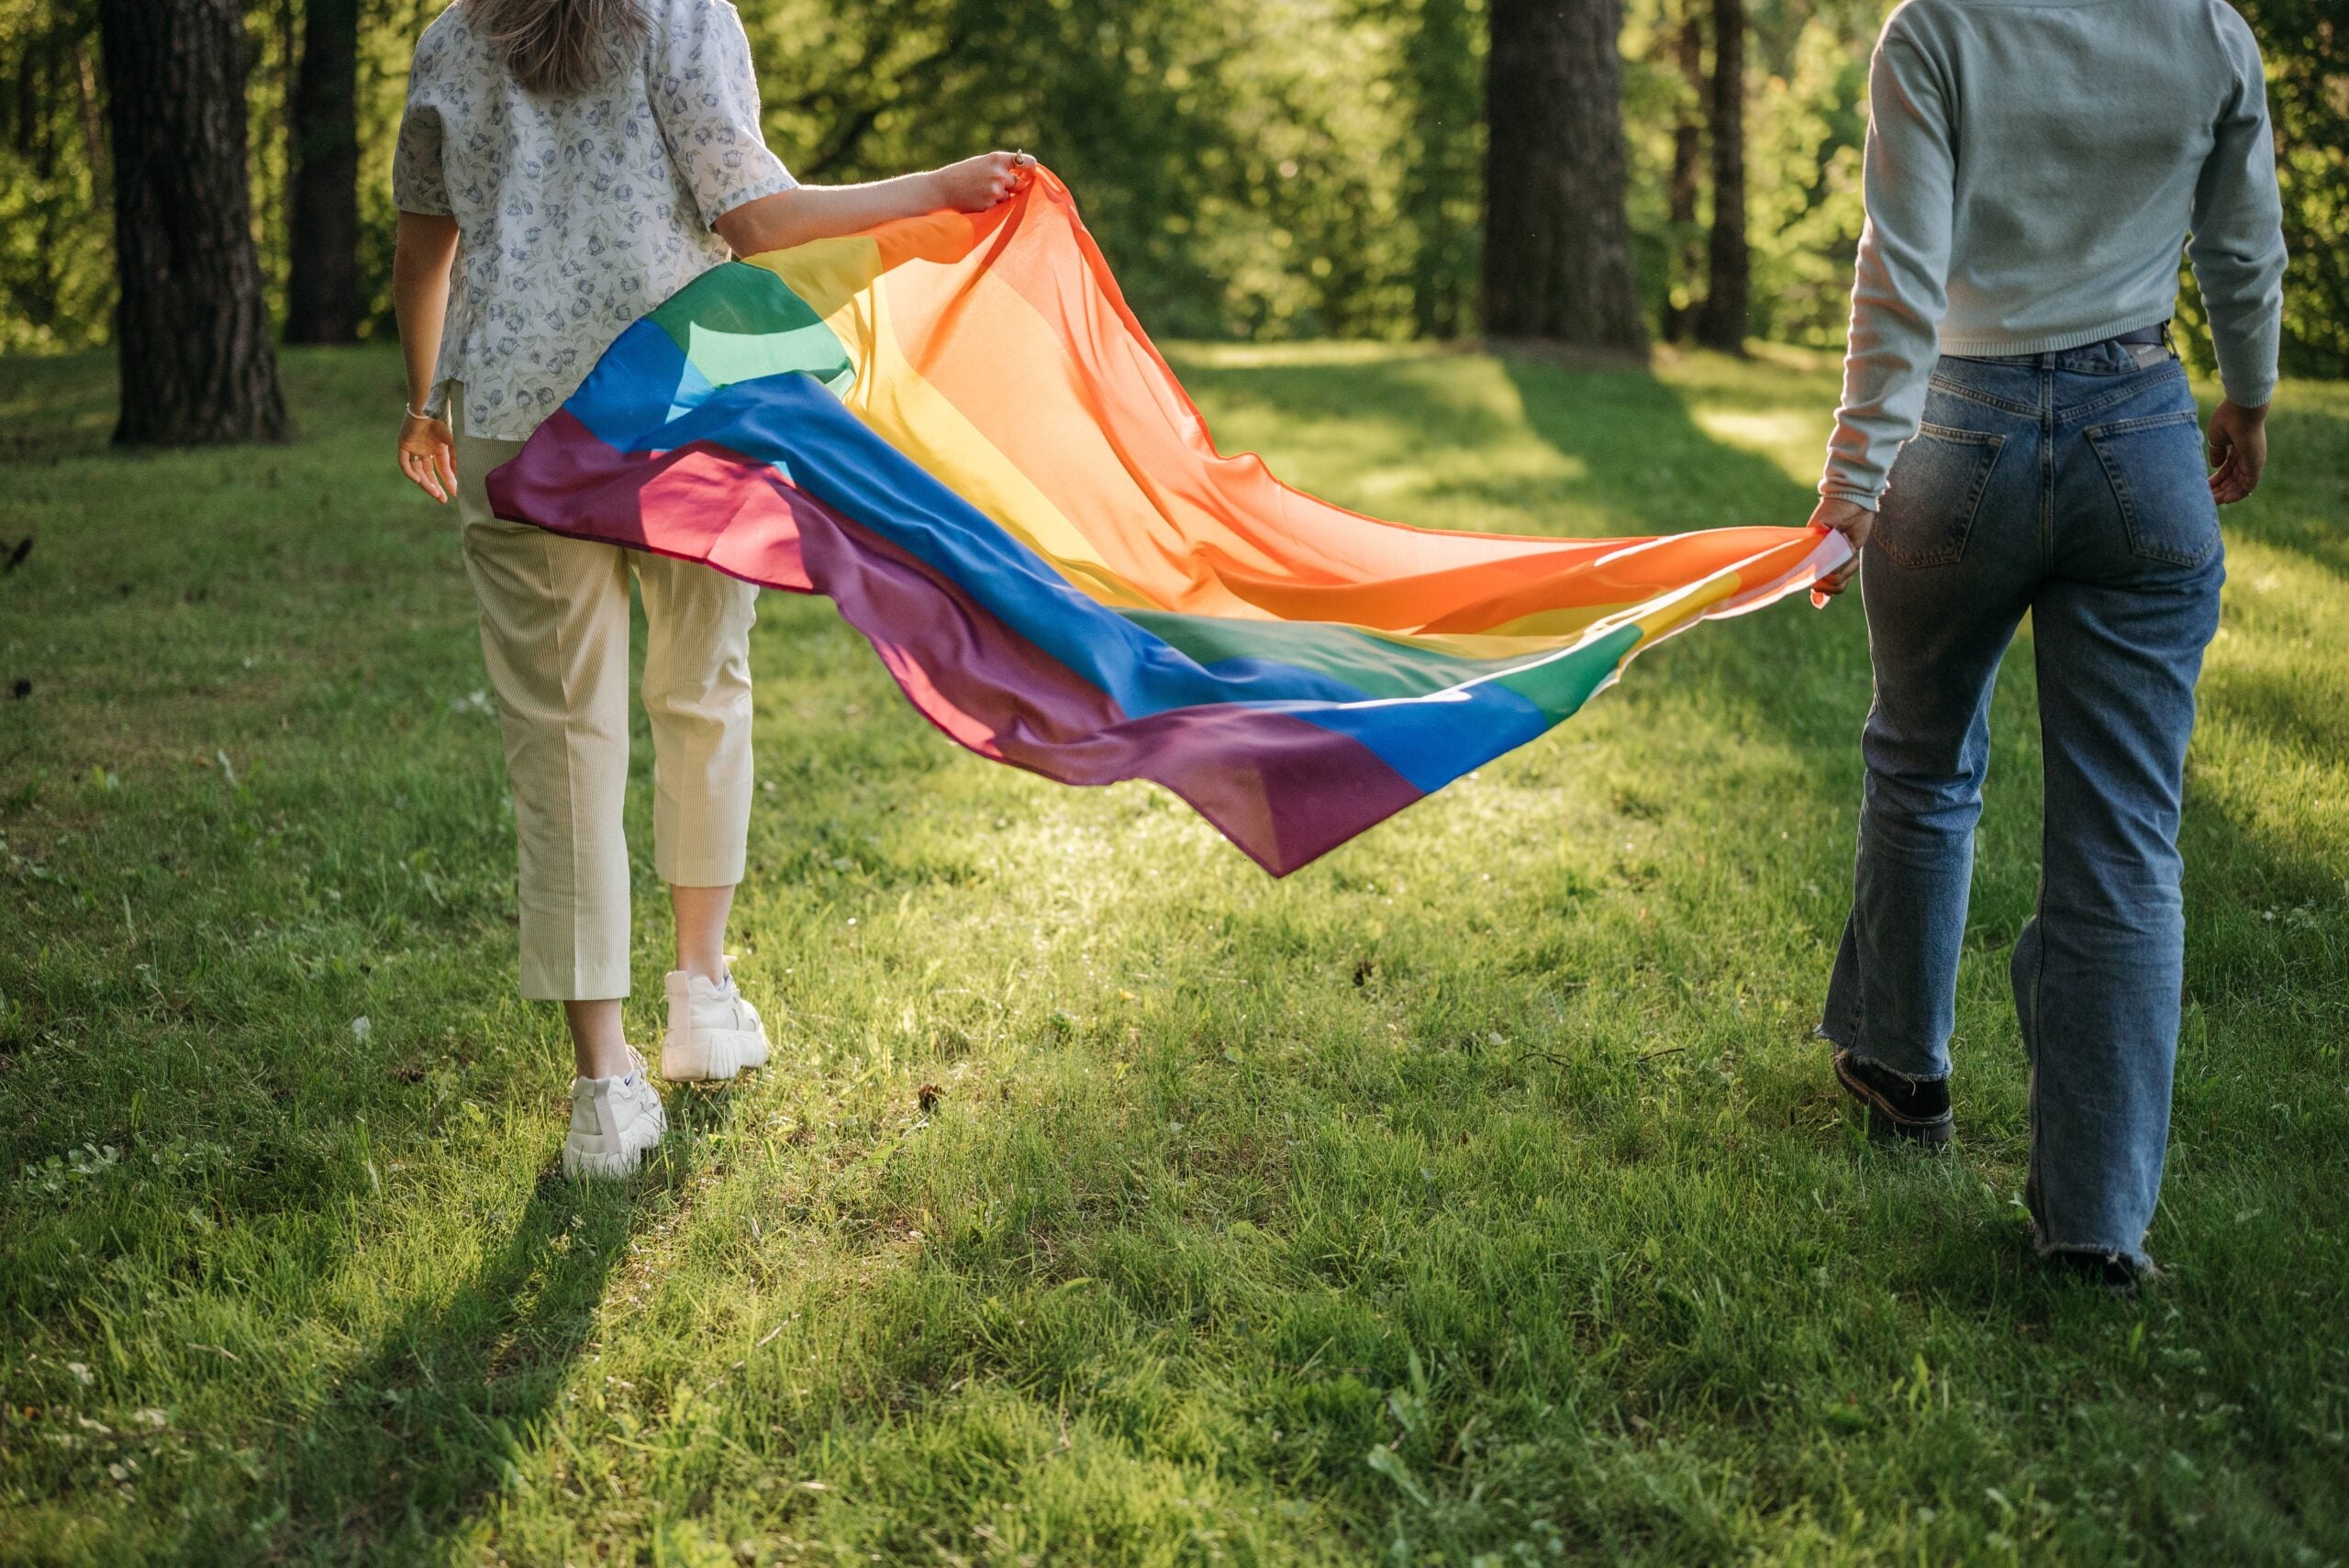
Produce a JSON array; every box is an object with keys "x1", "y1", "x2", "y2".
[{"x1": 1953, "y1": 322, "x2": 2175, "y2": 373}]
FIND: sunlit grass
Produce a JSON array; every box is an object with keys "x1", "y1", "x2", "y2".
[{"x1": 2, "y1": 344, "x2": 2343, "y2": 1564}]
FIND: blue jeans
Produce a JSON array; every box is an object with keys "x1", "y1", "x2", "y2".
[{"x1": 1820, "y1": 337, "x2": 2224, "y2": 1267}]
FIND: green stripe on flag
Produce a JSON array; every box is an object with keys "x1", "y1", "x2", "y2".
[
  {"x1": 651, "y1": 263, "x2": 851, "y2": 388},
  {"x1": 1491, "y1": 623, "x2": 1642, "y2": 718},
  {"x1": 1121, "y1": 610, "x2": 1547, "y2": 701},
  {"x1": 685, "y1": 319, "x2": 852, "y2": 390}
]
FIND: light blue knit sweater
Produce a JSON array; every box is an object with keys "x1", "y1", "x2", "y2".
[{"x1": 1821, "y1": 0, "x2": 2287, "y2": 506}]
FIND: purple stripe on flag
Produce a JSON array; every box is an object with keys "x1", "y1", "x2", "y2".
[{"x1": 488, "y1": 416, "x2": 1424, "y2": 873}]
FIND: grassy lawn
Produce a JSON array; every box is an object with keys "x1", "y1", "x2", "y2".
[{"x1": 2, "y1": 341, "x2": 2344, "y2": 1566}]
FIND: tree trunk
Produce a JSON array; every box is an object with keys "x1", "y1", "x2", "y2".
[
  {"x1": 1693, "y1": 0, "x2": 1748, "y2": 354},
  {"x1": 1481, "y1": 0, "x2": 1646, "y2": 351},
  {"x1": 1661, "y1": 1, "x2": 1704, "y2": 342},
  {"x1": 96, "y1": 0, "x2": 290, "y2": 446},
  {"x1": 286, "y1": 0, "x2": 361, "y2": 344}
]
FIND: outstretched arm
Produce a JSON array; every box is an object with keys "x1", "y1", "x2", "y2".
[{"x1": 712, "y1": 151, "x2": 1035, "y2": 257}]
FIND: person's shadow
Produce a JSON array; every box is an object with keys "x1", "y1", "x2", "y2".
[{"x1": 257, "y1": 1085, "x2": 741, "y2": 1557}]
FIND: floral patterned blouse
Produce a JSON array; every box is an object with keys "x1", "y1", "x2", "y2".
[{"x1": 394, "y1": 0, "x2": 796, "y2": 439}]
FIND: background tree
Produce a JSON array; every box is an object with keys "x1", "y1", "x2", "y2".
[
  {"x1": 95, "y1": 0, "x2": 287, "y2": 445},
  {"x1": 1481, "y1": 0, "x2": 1646, "y2": 350},
  {"x1": 745, "y1": 0, "x2": 1425, "y2": 339},
  {"x1": 0, "y1": 0, "x2": 2342, "y2": 367},
  {"x1": 1661, "y1": 0, "x2": 1705, "y2": 342},
  {"x1": 1694, "y1": 0, "x2": 1748, "y2": 351},
  {"x1": 285, "y1": 0, "x2": 361, "y2": 344}
]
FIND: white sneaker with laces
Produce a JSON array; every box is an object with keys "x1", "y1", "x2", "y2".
[
  {"x1": 562, "y1": 1049, "x2": 666, "y2": 1179},
  {"x1": 661, "y1": 961, "x2": 770, "y2": 1083}
]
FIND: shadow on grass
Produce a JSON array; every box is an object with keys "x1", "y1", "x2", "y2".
[
  {"x1": 258, "y1": 1087, "x2": 743, "y2": 1562},
  {"x1": 1167, "y1": 343, "x2": 1530, "y2": 456},
  {"x1": 0, "y1": 350, "x2": 124, "y2": 463},
  {"x1": 1497, "y1": 352, "x2": 1823, "y2": 536}
]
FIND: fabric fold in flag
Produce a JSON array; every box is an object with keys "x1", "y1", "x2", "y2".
[{"x1": 488, "y1": 167, "x2": 1847, "y2": 875}]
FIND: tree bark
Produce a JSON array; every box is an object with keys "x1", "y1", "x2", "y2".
[
  {"x1": 1661, "y1": 1, "x2": 1704, "y2": 342},
  {"x1": 285, "y1": 0, "x2": 362, "y2": 343},
  {"x1": 1481, "y1": 0, "x2": 1646, "y2": 351},
  {"x1": 96, "y1": 0, "x2": 290, "y2": 446},
  {"x1": 1693, "y1": 0, "x2": 1748, "y2": 353}
]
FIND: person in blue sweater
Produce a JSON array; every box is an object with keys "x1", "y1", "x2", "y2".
[{"x1": 1806, "y1": 0, "x2": 2287, "y2": 1291}]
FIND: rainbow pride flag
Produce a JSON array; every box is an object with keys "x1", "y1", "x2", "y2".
[{"x1": 488, "y1": 169, "x2": 1845, "y2": 875}]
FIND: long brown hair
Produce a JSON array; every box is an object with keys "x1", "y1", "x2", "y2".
[{"x1": 471, "y1": 0, "x2": 649, "y2": 95}]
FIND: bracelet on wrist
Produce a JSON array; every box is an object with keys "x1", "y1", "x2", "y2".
[{"x1": 405, "y1": 403, "x2": 436, "y2": 422}]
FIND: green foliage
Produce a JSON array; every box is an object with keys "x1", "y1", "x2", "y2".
[
  {"x1": 0, "y1": 0, "x2": 1487, "y2": 348},
  {"x1": 738, "y1": 0, "x2": 1476, "y2": 339},
  {"x1": 2232, "y1": 0, "x2": 2349, "y2": 379},
  {"x1": 5, "y1": 343, "x2": 2348, "y2": 1562},
  {"x1": 1619, "y1": 0, "x2": 1697, "y2": 323},
  {"x1": 1621, "y1": 0, "x2": 1880, "y2": 346},
  {"x1": 1, "y1": 0, "x2": 2346, "y2": 361},
  {"x1": 1372, "y1": 0, "x2": 1486, "y2": 338},
  {"x1": 0, "y1": 0, "x2": 112, "y2": 353},
  {"x1": 1741, "y1": 9, "x2": 1870, "y2": 346}
]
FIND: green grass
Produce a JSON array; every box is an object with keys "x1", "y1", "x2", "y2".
[{"x1": 2, "y1": 341, "x2": 2344, "y2": 1566}]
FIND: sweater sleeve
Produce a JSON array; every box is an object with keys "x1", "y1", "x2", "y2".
[
  {"x1": 2188, "y1": 9, "x2": 2287, "y2": 409},
  {"x1": 1820, "y1": 21, "x2": 1954, "y2": 510}
]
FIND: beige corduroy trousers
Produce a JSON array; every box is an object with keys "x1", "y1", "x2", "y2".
[{"x1": 451, "y1": 387, "x2": 759, "y2": 1001}]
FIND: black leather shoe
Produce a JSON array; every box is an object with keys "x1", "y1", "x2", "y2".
[
  {"x1": 2046, "y1": 1249, "x2": 2147, "y2": 1298},
  {"x1": 1831, "y1": 1049, "x2": 1954, "y2": 1147}
]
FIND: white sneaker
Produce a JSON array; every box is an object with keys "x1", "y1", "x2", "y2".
[
  {"x1": 562, "y1": 1049, "x2": 667, "y2": 1179},
  {"x1": 660, "y1": 962, "x2": 770, "y2": 1083}
]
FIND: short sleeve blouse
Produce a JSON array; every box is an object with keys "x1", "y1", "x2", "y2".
[{"x1": 394, "y1": 0, "x2": 796, "y2": 439}]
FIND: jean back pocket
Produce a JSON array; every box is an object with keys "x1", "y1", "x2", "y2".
[
  {"x1": 1875, "y1": 423, "x2": 2005, "y2": 569},
  {"x1": 2084, "y1": 409, "x2": 2221, "y2": 568}
]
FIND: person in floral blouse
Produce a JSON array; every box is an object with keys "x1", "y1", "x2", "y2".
[{"x1": 391, "y1": 0, "x2": 1031, "y2": 1178}]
